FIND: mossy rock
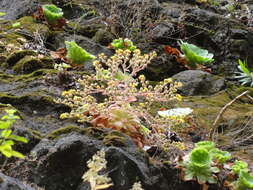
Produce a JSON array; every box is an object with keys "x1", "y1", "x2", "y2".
[
  {"x1": 6, "y1": 50, "x2": 37, "y2": 67},
  {"x1": 12, "y1": 56, "x2": 54, "y2": 74},
  {"x1": 0, "y1": 55, "x2": 7, "y2": 65},
  {"x1": 46, "y1": 126, "x2": 86, "y2": 140},
  {"x1": 17, "y1": 16, "x2": 51, "y2": 40},
  {"x1": 0, "y1": 92, "x2": 67, "y2": 115},
  {"x1": 103, "y1": 131, "x2": 128, "y2": 147},
  {"x1": 83, "y1": 127, "x2": 107, "y2": 140},
  {"x1": 182, "y1": 86, "x2": 253, "y2": 129},
  {"x1": 67, "y1": 21, "x2": 105, "y2": 38},
  {"x1": 92, "y1": 29, "x2": 114, "y2": 46}
]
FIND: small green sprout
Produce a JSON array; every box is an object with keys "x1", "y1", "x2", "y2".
[
  {"x1": 234, "y1": 59, "x2": 253, "y2": 87},
  {"x1": 0, "y1": 109, "x2": 28, "y2": 158},
  {"x1": 42, "y1": 4, "x2": 64, "y2": 23},
  {"x1": 179, "y1": 40, "x2": 214, "y2": 67},
  {"x1": 12, "y1": 22, "x2": 21, "y2": 28},
  {"x1": 182, "y1": 147, "x2": 219, "y2": 184},
  {"x1": 110, "y1": 38, "x2": 137, "y2": 51},
  {"x1": 0, "y1": 12, "x2": 6, "y2": 17},
  {"x1": 65, "y1": 41, "x2": 96, "y2": 65},
  {"x1": 232, "y1": 160, "x2": 249, "y2": 175}
]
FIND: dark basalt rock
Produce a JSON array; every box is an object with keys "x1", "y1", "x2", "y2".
[
  {"x1": 172, "y1": 70, "x2": 225, "y2": 96},
  {"x1": 0, "y1": 172, "x2": 35, "y2": 190},
  {"x1": 4, "y1": 131, "x2": 227, "y2": 190},
  {"x1": 0, "y1": 0, "x2": 39, "y2": 20}
]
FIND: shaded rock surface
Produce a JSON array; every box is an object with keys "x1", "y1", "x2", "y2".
[
  {"x1": 0, "y1": 172, "x2": 35, "y2": 190},
  {"x1": 0, "y1": 0, "x2": 39, "y2": 20},
  {"x1": 173, "y1": 70, "x2": 225, "y2": 96},
  {"x1": 5, "y1": 132, "x2": 227, "y2": 190}
]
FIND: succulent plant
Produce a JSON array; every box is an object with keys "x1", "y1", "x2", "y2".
[
  {"x1": 235, "y1": 171, "x2": 253, "y2": 190},
  {"x1": 195, "y1": 141, "x2": 216, "y2": 151},
  {"x1": 65, "y1": 41, "x2": 96, "y2": 65},
  {"x1": 179, "y1": 40, "x2": 214, "y2": 67},
  {"x1": 182, "y1": 147, "x2": 219, "y2": 184},
  {"x1": 42, "y1": 4, "x2": 64, "y2": 23},
  {"x1": 234, "y1": 59, "x2": 253, "y2": 87},
  {"x1": 0, "y1": 109, "x2": 28, "y2": 158},
  {"x1": 110, "y1": 38, "x2": 137, "y2": 51},
  {"x1": 90, "y1": 107, "x2": 145, "y2": 147},
  {"x1": 232, "y1": 160, "x2": 249, "y2": 175},
  {"x1": 209, "y1": 148, "x2": 231, "y2": 164}
]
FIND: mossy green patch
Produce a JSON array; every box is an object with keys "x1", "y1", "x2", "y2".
[
  {"x1": 6, "y1": 50, "x2": 37, "y2": 67},
  {"x1": 12, "y1": 56, "x2": 54, "y2": 74},
  {"x1": 103, "y1": 131, "x2": 127, "y2": 146},
  {"x1": 46, "y1": 126, "x2": 86, "y2": 140},
  {"x1": 183, "y1": 87, "x2": 253, "y2": 129},
  {"x1": 17, "y1": 16, "x2": 51, "y2": 39},
  {"x1": 83, "y1": 127, "x2": 107, "y2": 140},
  {"x1": 92, "y1": 29, "x2": 115, "y2": 46},
  {"x1": 0, "y1": 92, "x2": 57, "y2": 112},
  {"x1": 67, "y1": 21, "x2": 105, "y2": 38}
]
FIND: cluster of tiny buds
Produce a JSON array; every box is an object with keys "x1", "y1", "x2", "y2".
[{"x1": 56, "y1": 48, "x2": 184, "y2": 144}]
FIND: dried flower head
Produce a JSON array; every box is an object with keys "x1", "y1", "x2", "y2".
[{"x1": 82, "y1": 150, "x2": 113, "y2": 190}]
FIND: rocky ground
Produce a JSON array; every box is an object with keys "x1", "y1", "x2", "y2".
[{"x1": 0, "y1": 0, "x2": 253, "y2": 189}]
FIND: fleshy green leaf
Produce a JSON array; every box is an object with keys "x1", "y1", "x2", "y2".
[
  {"x1": 1, "y1": 129, "x2": 12, "y2": 138},
  {"x1": 234, "y1": 59, "x2": 253, "y2": 87},
  {"x1": 42, "y1": 4, "x2": 63, "y2": 23},
  {"x1": 1, "y1": 140, "x2": 15, "y2": 147},
  {"x1": 238, "y1": 171, "x2": 253, "y2": 189},
  {"x1": 190, "y1": 148, "x2": 211, "y2": 167},
  {"x1": 8, "y1": 150, "x2": 25, "y2": 159},
  {"x1": 110, "y1": 38, "x2": 137, "y2": 51},
  {"x1": 232, "y1": 160, "x2": 249, "y2": 175},
  {"x1": 0, "y1": 120, "x2": 12, "y2": 129},
  {"x1": 184, "y1": 169, "x2": 194, "y2": 181},
  {"x1": 210, "y1": 148, "x2": 231, "y2": 164},
  {"x1": 0, "y1": 148, "x2": 12, "y2": 157},
  {"x1": 195, "y1": 141, "x2": 215, "y2": 151},
  {"x1": 8, "y1": 135, "x2": 28, "y2": 143},
  {"x1": 179, "y1": 40, "x2": 214, "y2": 66},
  {"x1": 238, "y1": 59, "x2": 251, "y2": 75},
  {"x1": 65, "y1": 41, "x2": 96, "y2": 65},
  {"x1": 0, "y1": 12, "x2": 6, "y2": 17},
  {"x1": 207, "y1": 176, "x2": 217, "y2": 184}
]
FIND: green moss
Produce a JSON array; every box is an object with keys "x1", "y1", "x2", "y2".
[
  {"x1": 83, "y1": 127, "x2": 106, "y2": 140},
  {"x1": 12, "y1": 56, "x2": 54, "y2": 74},
  {"x1": 15, "y1": 68, "x2": 56, "y2": 81},
  {"x1": 0, "y1": 69, "x2": 56, "y2": 85},
  {"x1": 27, "y1": 128, "x2": 43, "y2": 140},
  {"x1": 183, "y1": 88, "x2": 253, "y2": 129},
  {"x1": 0, "y1": 54, "x2": 7, "y2": 64},
  {"x1": 67, "y1": 21, "x2": 105, "y2": 38},
  {"x1": 0, "y1": 92, "x2": 57, "y2": 110},
  {"x1": 6, "y1": 50, "x2": 37, "y2": 67},
  {"x1": 92, "y1": 29, "x2": 114, "y2": 46},
  {"x1": 103, "y1": 131, "x2": 127, "y2": 146},
  {"x1": 17, "y1": 16, "x2": 51, "y2": 39},
  {"x1": 46, "y1": 126, "x2": 85, "y2": 139}
]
